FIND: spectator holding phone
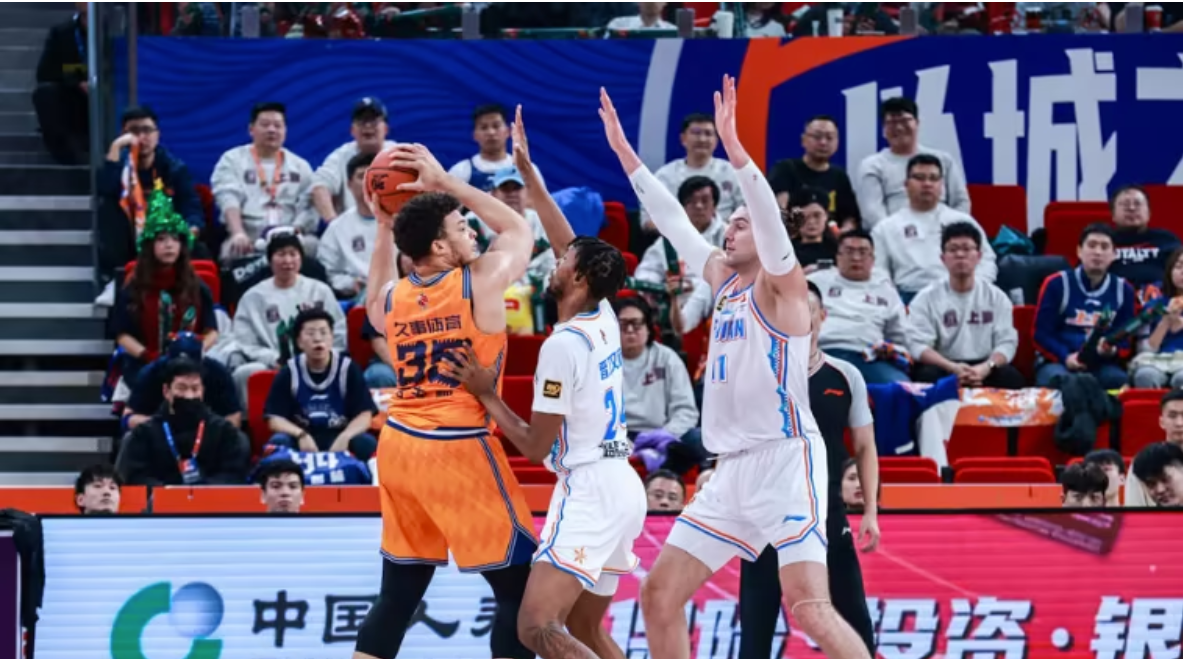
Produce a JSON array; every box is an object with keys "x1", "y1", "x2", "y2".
[{"x1": 790, "y1": 187, "x2": 838, "y2": 273}]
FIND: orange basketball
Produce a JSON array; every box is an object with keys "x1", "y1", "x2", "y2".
[{"x1": 365, "y1": 151, "x2": 418, "y2": 215}]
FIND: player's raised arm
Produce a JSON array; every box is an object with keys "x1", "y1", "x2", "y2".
[
  {"x1": 363, "y1": 153, "x2": 399, "y2": 335},
  {"x1": 715, "y1": 74, "x2": 798, "y2": 286},
  {"x1": 600, "y1": 87, "x2": 721, "y2": 282},
  {"x1": 513, "y1": 105, "x2": 575, "y2": 258},
  {"x1": 389, "y1": 143, "x2": 534, "y2": 291},
  {"x1": 441, "y1": 347, "x2": 564, "y2": 463}
]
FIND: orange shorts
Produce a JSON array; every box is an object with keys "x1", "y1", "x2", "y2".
[{"x1": 377, "y1": 421, "x2": 538, "y2": 571}]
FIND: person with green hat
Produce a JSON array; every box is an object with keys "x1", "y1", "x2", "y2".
[{"x1": 111, "y1": 187, "x2": 218, "y2": 387}]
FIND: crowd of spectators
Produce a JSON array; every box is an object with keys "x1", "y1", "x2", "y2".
[{"x1": 27, "y1": 2, "x2": 1183, "y2": 510}]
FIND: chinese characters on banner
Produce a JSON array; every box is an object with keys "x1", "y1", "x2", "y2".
[{"x1": 34, "y1": 512, "x2": 1183, "y2": 658}]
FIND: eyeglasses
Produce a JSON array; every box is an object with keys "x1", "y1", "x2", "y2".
[
  {"x1": 804, "y1": 131, "x2": 837, "y2": 142},
  {"x1": 126, "y1": 126, "x2": 158, "y2": 136},
  {"x1": 838, "y1": 247, "x2": 872, "y2": 258},
  {"x1": 619, "y1": 320, "x2": 647, "y2": 331}
]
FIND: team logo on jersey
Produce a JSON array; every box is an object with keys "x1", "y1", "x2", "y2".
[
  {"x1": 417, "y1": 293, "x2": 428, "y2": 309},
  {"x1": 542, "y1": 380, "x2": 563, "y2": 398}
]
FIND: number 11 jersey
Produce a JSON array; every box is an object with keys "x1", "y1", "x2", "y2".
[{"x1": 384, "y1": 266, "x2": 507, "y2": 436}]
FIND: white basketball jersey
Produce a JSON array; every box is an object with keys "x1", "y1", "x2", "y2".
[
  {"x1": 532, "y1": 299, "x2": 630, "y2": 473},
  {"x1": 702, "y1": 274, "x2": 820, "y2": 454}
]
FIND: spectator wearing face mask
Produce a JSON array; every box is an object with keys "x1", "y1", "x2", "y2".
[
  {"x1": 644, "y1": 469, "x2": 686, "y2": 512},
  {"x1": 255, "y1": 460, "x2": 306, "y2": 514},
  {"x1": 123, "y1": 331, "x2": 241, "y2": 432},
  {"x1": 74, "y1": 464, "x2": 122, "y2": 515},
  {"x1": 1061, "y1": 463, "x2": 1109, "y2": 508},
  {"x1": 115, "y1": 357, "x2": 249, "y2": 486}
]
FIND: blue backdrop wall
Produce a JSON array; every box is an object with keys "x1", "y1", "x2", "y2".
[{"x1": 116, "y1": 34, "x2": 1183, "y2": 229}]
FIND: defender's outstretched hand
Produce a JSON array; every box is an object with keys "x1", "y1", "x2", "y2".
[
  {"x1": 713, "y1": 74, "x2": 750, "y2": 168},
  {"x1": 599, "y1": 87, "x2": 643, "y2": 174},
  {"x1": 511, "y1": 104, "x2": 535, "y2": 177},
  {"x1": 388, "y1": 143, "x2": 450, "y2": 193}
]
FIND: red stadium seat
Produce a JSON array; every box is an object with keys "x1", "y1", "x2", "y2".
[
  {"x1": 194, "y1": 184, "x2": 216, "y2": 228},
  {"x1": 506, "y1": 334, "x2": 545, "y2": 377},
  {"x1": 953, "y1": 467, "x2": 1056, "y2": 484},
  {"x1": 616, "y1": 289, "x2": 638, "y2": 299},
  {"x1": 945, "y1": 426, "x2": 1009, "y2": 463},
  {"x1": 881, "y1": 456, "x2": 940, "y2": 472},
  {"x1": 880, "y1": 467, "x2": 941, "y2": 484},
  {"x1": 682, "y1": 322, "x2": 709, "y2": 380},
  {"x1": 1142, "y1": 185, "x2": 1183, "y2": 237},
  {"x1": 502, "y1": 376, "x2": 534, "y2": 421},
  {"x1": 1016, "y1": 424, "x2": 1109, "y2": 466},
  {"x1": 513, "y1": 466, "x2": 557, "y2": 485},
  {"x1": 953, "y1": 456, "x2": 1052, "y2": 473},
  {"x1": 347, "y1": 306, "x2": 374, "y2": 367},
  {"x1": 1042, "y1": 202, "x2": 1110, "y2": 264},
  {"x1": 1120, "y1": 400, "x2": 1163, "y2": 458},
  {"x1": 1119, "y1": 388, "x2": 1168, "y2": 403},
  {"x1": 600, "y1": 201, "x2": 630, "y2": 253},
  {"x1": 246, "y1": 369, "x2": 278, "y2": 456},
  {"x1": 1012, "y1": 305, "x2": 1037, "y2": 379},
  {"x1": 623, "y1": 251, "x2": 639, "y2": 276},
  {"x1": 967, "y1": 184, "x2": 1026, "y2": 239}
]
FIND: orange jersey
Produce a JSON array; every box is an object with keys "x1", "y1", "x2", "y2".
[{"x1": 383, "y1": 267, "x2": 506, "y2": 434}]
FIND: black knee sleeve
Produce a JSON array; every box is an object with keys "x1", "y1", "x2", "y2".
[
  {"x1": 482, "y1": 564, "x2": 535, "y2": 659},
  {"x1": 354, "y1": 561, "x2": 436, "y2": 659}
]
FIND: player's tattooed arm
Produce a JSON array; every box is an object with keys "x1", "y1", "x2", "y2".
[
  {"x1": 442, "y1": 348, "x2": 563, "y2": 463},
  {"x1": 513, "y1": 104, "x2": 576, "y2": 258}
]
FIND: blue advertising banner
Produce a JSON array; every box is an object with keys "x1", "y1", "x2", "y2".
[
  {"x1": 0, "y1": 531, "x2": 18, "y2": 659},
  {"x1": 118, "y1": 34, "x2": 1183, "y2": 230}
]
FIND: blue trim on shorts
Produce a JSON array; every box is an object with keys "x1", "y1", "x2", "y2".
[
  {"x1": 674, "y1": 516, "x2": 758, "y2": 561},
  {"x1": 456, "y1": 436, "x2": 537, "y2": 573},
  {"x1": 385, "y1": 417, "x2": 489, "y2": 440},
  {"x1": 380, "y1": 549, "x2": 448, "y2": 567},
  {"x1": 535, "y1": 549, "x2": 595, "y2": 589}
]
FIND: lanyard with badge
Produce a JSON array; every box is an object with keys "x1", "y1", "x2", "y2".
[
  {"x1": 250, "y1": 145, "x2": 285, "y2": 226},
  {"x1": 163, "y1": 420, "x2": 205, "y2": 485}
]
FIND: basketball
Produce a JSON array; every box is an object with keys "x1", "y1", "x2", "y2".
[{"x1": 365, "y1": 152, "x2": 418, "y2": 215}]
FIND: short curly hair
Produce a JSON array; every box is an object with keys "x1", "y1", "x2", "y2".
[
  {"x1": 393, "y1": 192, "x2": 462, "y2": 260},
  {"x1": 568, "y1": 236, "x2": 626, "y2": 302}
]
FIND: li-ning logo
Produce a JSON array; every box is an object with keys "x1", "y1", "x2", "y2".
[{"x1": 111, "y1": 582, "x2": 224, "y2": 659}]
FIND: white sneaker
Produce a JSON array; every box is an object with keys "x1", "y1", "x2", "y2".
[{"x1": 94, "y1": 280, "x2": 115, "y2": 307}]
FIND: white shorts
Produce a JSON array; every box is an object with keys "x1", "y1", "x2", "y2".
[
  {"x1": 534, "y1": 458, "x2": 647, "y2": 596},
  {"x1": 667, "y1": 436, "x2": 829, "y2": 572}
]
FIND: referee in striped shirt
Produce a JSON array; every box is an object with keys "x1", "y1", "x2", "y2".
[{"x1": 731, "y1": 279, "x2": 882, "y2": 658}]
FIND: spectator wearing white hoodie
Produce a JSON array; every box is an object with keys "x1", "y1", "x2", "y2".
[
  {"x1": 872, "y1": 153, "x2": 996, "y2": 304},
  {"x1": 809, "y1": 229, "x2": 911, "y2": 384},
  {"x1": 310, "y1": 97, "x2": 396, "y2": 222}
]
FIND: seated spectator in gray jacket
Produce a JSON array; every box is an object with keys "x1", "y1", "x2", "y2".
[
  {"x1": 615, "y1": 298, "x2": 705, "y2": 475},
  {"x1": 907, "y1": 222, "x2": 1024, "y2": 389},
  {"x1": 116, "y1": 357, "x2": 249, "y2": 486},
  {"x1": 808, "y1": 230, "x2": 911, "y2": 385}
]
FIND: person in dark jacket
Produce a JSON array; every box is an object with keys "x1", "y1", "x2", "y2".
[
  {"x1": 97, "y1": 106, "x2": 209, "y2": 304},
  {"x1": 31, "y1": 3, "x2": 89, "y2": 165},
  {"x1": 116, "y1": 356, "x2": 249, "y2": 486}
]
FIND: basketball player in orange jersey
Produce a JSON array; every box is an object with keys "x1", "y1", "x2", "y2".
[{"x1": 352, "y1": 141, "x2": 537, "y2": 659}]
